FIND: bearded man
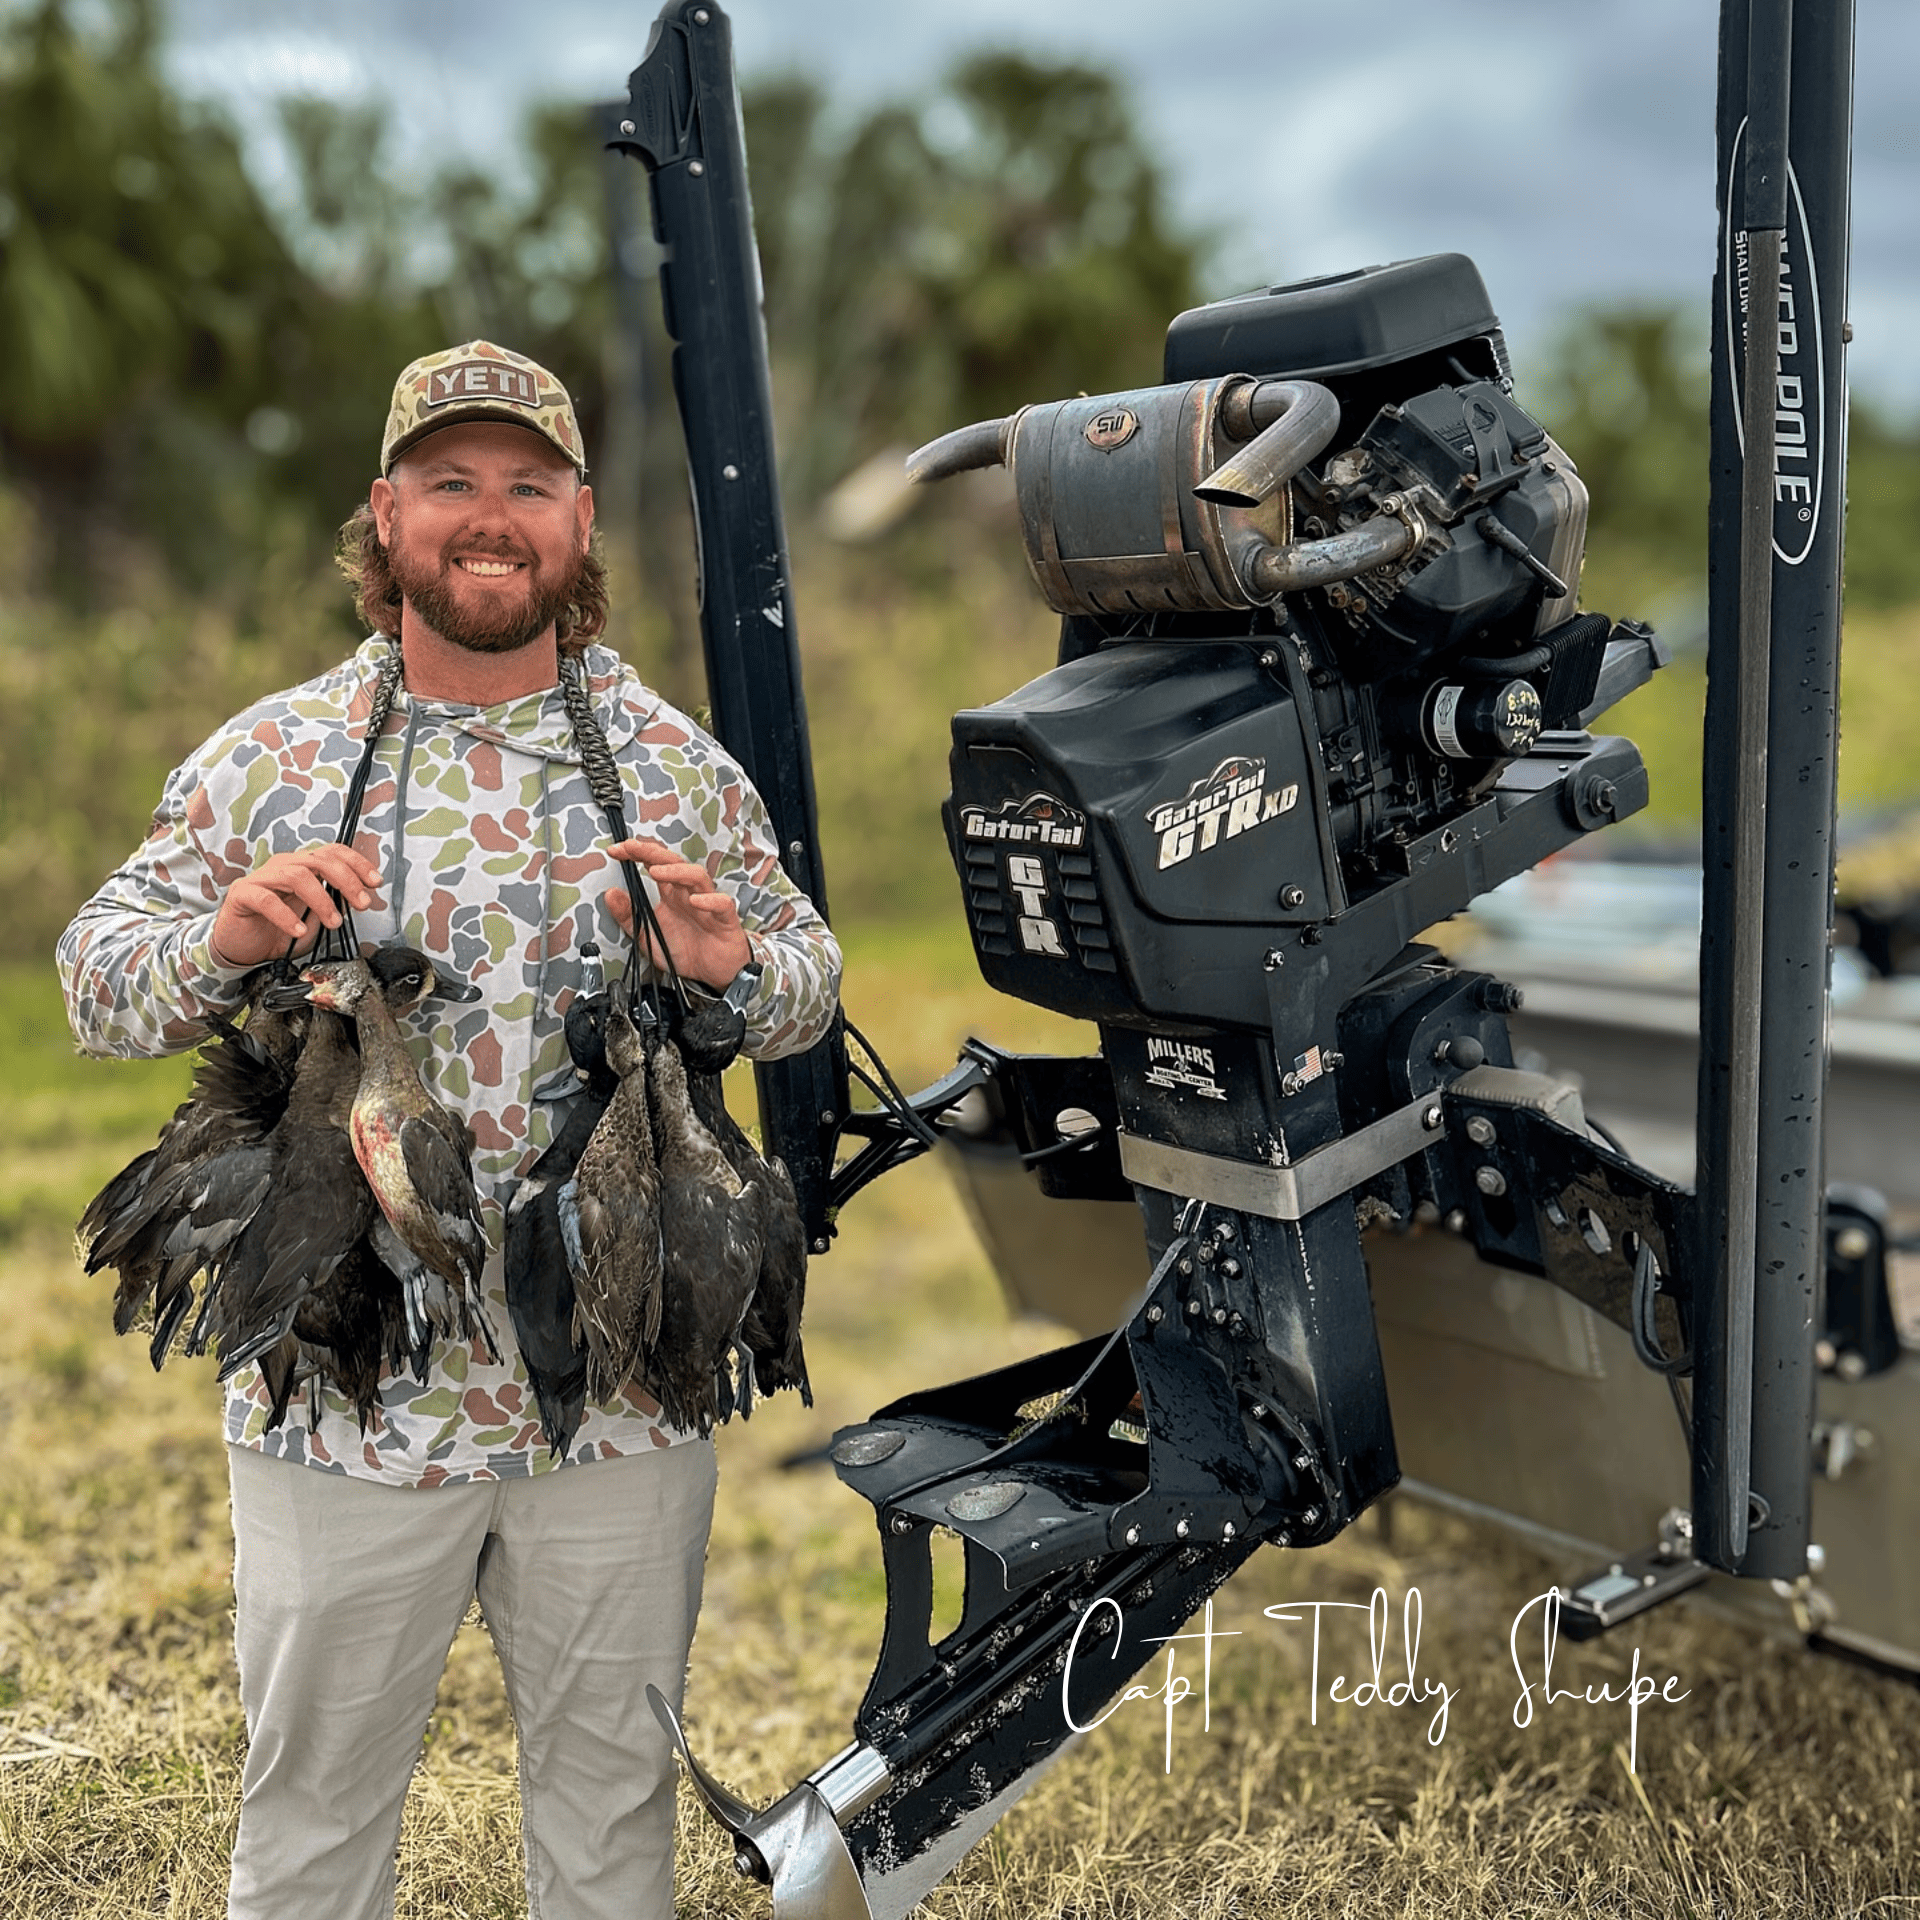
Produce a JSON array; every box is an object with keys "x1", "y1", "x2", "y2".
[{"x1": 58, "y1": 341, "x2": 842, "y2": 1920}]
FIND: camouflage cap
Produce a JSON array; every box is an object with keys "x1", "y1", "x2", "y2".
[{"x1": 381, "y1": 340, "x2": 586, "y2": 476}]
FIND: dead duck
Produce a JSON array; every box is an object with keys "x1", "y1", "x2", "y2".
[
  {"x1": 640, "y1": 1035, "x2": 763, "y2": 1436},
  {"x1": 558, "y1": 1003, "x2": 663, "y2": 1406},
  {"x1": 300, "y1": 953, "x2": 495, "y2": 1362},
  {"x1": 686, "y1": 1069, "x2": 812, "y2": 1406},
  {"x1": 504, "y1": 983, "x2": 617, "y2": 1457},
  {"x1": 79, "y1": 967, "x2": 312, "y2": 1364},
  {"x1": 189, "y1": 993, "x2": 377, "y2": 1381}
]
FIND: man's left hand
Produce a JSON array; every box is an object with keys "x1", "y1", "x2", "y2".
[{"x1": 607, "y1": 838, "x2": 754, "y2": 990}]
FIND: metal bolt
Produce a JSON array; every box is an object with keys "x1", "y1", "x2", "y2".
[
  {"x1": 1176, "y1": 1520, "x2": 1190, "y2": 1539},
  {"x1": 619, "y1": 119, "x2": 636, "y2": 135},
  {"x1": 1300, "y1": 925, "x2": 1322, "y2": 945},
  {"x1": 1280, "y1": 885, "x2": 1307, "y2": 910},
  {"x1": 1214, "y1": 1223, "x2": 1236, "y2": 1245},
  {"x1": 1219, "y1": 1257, "x2": 1241, "y2": 1279},
  {"x1": 1249, "y1": 1404, "x2": 1266, "y2": 1421},
  {"x1": 1223, "y1": 1522, "x2": 1237, "y2": 1540},
  {"x1": 1263, "y1": 948, "x2": 1285, "y2": 972},
  {"x1": 1258, "y1": 649, "x2": 1280, "y2": 668},
  {"x1": 1212, "y1": 1307, "x2": 1228, "y2": 1325},
  {"x1": 1293, "y1": 1453, "x2": 1311, "y2": 1471},
  {"x1": 1301, "y1": 1506, "x2": 1320, "y2": 1526},
  {"x1": 788, "y1": 839, "x2": 805, "y2": 859},
  {"x1": 1834, "y1": 1225, "x2": 1873, "y2": 1260},
  {"x1": 1177, "y1": 1257, "x2": 1193, "y2": 1276},
  {"x1": 1125, "y1": 1526, "x2": 1141, "y2": 1546},
  {"x1": 1280, "y1": 1072, "x2": 1301, "y2": 1097},
  {"x1": 1186, "y1": 1298, "x2": 1202, "y2": 1318},
  {"x1": 820, "y1": 1109, "x2": 836, "y2": 1126},
  {"x1": 1474, "y1": 1165, "x2": 1508, "y2": 1197},
  {"x1": 689, "y1": 160, "x2": 707, "y2": 177},
  {"x1": 1444, "y1": 1209, "x2": 1468, "y2": 1233},
  {"x1": 1145, "y1": 1304, "x2": 1163, "y2": 1325},
  {"x1": 810, "y1": 1236, "x2": 830, "y2": 1254},
  {"x1": 1465, "y1": 1115, "x2": 1498, "y2": 1147},
  {"x1": 889, "y1": 1513, "x2": 914, "y2": 1535},
  {"x1": 1423, "y1": 1104, "x2": 1444, "y2": 1131},
  {"x1": 693, "y1": 5, "x2": 711, "y2": 18},
  {"x1": 721, "y1": 460, "x2": 738, "y2": 477}
]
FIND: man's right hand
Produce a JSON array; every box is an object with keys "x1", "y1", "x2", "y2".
[{"x1": 208, "y1": 846, "x2": 385, "y2": 969}]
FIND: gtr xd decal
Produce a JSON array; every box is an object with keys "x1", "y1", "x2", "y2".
[
  {"x1": 1145, "y1": 757, "x2": 1299, "y2": 871},
  {"x1": 961, "y1": 792, "x2": 1088, "y2": 848}
]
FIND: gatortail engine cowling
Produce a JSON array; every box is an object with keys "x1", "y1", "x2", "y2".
[{"x1": 920, "y1": 255, "x2": 1661, "y2": 1031}]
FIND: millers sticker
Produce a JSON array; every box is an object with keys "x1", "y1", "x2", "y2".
[
  {"x1": 1146, "y1": 757, "x2": 1298, "y2": 871},
  {"x1": 1144, "y1": 1037, "x2": 1226, "y2": 1100},
  {"x1": 961, "y1": 792, "x2": 1087, "y2": 848}
]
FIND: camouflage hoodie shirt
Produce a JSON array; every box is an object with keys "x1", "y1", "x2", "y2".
[{"x1": 57, "y1": 635, "x2": 842, "y2": 1487}]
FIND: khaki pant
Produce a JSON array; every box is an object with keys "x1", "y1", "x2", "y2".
[{"x1": 227, "y1": 1439, "x2": 718, "y2": 1920}]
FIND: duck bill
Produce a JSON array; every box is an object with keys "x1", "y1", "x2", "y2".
[
  {"x1": 427, "y1": 965, "x2": 481, "y2": 1003},
  {"x1": 260, "y1": 972, "x2": 321, "y2": 1013},
  {"x1": 293, "y1": 966, "x2": 345, "y2": 1012}
]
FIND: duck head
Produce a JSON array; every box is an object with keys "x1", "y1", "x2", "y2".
[
  {"x1": 301, "y1": 945, "x2": 479, "y2": 1017},
  {"x1": 602, "y1": 1004, "x2": 649, "y2": 1079},
  {"x1": 563, "y1": 992, "x2": 610, "y2": 1077}
]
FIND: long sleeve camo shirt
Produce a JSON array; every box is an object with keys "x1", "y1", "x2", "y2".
[{"x1": 57, "y1": 634, "x2": 842, "y2": 1487}]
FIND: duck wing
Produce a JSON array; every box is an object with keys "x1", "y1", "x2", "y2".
[
  {"x1": 565, "y1": 1076, "x2": 664, "y2": 1408},
  {"x1": 685, "y1": 1072, "x2": 811, "y2": 1405},
  {"x1": 504, "y1": 1095, "x2": 605, "y2": 1458},
  {"x1": 397, "y1": 1117, "x2": 492, "y2": 1343},
  {"x1": 740, "y1": 1153, "x2": 812, "y2": 1404},
  {"x1": 647, "y1": 1175, "x2": 761, "y2": 1435},
  {"x1": 201, "y1": 1128, "x2": 375, "y2": 1381},
  {"x1": 291, "y1": 1239, "x2": 397, "y2": 1432}
]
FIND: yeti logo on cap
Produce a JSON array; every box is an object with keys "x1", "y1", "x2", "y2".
[{"x1": 424, "y1": 361, "x2": 549, "y2": 412}]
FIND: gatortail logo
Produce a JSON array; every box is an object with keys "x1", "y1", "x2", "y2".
[
  {"x1": 961, "y1": 792, "x2": 1087, "y2": 848},
  {"x1": 1723, "y1": 117, "x2": 1827, "y2": 568},
  {"x1": 1146, "y1": 757, "x2": 1298, "y2": 871}
]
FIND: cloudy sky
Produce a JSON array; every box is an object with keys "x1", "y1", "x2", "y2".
[{"x1": 159, "y1": 0, "x2": 1919, "y2": 412}]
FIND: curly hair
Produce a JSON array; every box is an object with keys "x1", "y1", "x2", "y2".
[{"x1": 334, "y1": 502, "x2": 610, "y2": 653}]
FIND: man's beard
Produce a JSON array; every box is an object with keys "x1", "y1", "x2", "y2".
[{"x1": 385, "y1": 515, "x2": 586, "y2": 655}]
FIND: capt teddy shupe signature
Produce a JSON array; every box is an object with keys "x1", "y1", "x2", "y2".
[{"x1": 1063, "y1": 1587, "x2": 1689, "y2": 1774}]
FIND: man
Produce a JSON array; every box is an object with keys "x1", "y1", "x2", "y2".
[{"x1": 57, "y1": 340, "x2": 842, "y2": 1919}]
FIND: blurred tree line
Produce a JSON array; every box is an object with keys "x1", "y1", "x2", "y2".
[{"x1": 3, "y1": 0, "x2": 1920, "y2": 958}]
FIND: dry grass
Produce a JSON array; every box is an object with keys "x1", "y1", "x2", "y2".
[{"x1": 2, "y1": 930, "x2": 1917, "y2": 1918}]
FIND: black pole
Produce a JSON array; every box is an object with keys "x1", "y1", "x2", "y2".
[
  {"x1": 1696, "y1": 0, "x2": 1853, "y2": 1577},
  {"x1": 611, "y1": 2, "x2": 849, "y2": 1252}
]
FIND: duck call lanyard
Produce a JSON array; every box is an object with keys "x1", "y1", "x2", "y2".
[{"x1": 309, "y1": 649, "x2": 690, "y2": 1010}]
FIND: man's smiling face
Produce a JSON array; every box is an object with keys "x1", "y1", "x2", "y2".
[{"x1": 370, "y1": 420, "x2": 594, "y2": 656}]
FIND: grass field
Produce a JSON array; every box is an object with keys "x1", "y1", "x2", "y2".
[{"x1": 2, "y1": 923, "x2": 1916, "y2": 1919}]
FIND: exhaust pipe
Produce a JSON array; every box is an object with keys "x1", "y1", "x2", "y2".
[
  {"x1": 1193, "y1": 377, "x2": 1340, "y2": 506},
  {"x1": 904, "y1": 413, "x2": 1022, "y2": 486},
  {"x1": 1242, "y1": 495, "x2": 1426, "y2": 598}
]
